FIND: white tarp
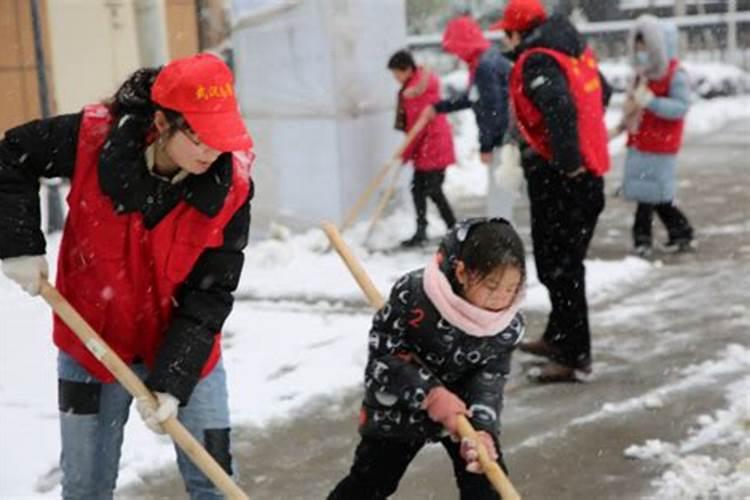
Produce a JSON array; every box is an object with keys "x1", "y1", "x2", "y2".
[{"x1": 232, "y1": 0, "x2": 407, "y2": 226}]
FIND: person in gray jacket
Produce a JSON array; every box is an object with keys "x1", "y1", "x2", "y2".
[{"x1": 615, "y1": 16, "x2": 694, "y2": 257}]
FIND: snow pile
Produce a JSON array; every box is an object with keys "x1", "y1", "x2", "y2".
[
  {"x1": 682, "y1": 60, "x2": 750, "y2": 98},
  {"x1": 624, "y1": 360, "x2": 750, "y2": 499}
]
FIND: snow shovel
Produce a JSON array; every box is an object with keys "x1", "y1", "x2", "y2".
[
  {"x1": 339, "y1": 113, "x2": 430, "y2": 233},
  {"x1": 39, "y1": 280, "x2": 250, "y2": 500},
  {"x1": 320, "y1": 223, "x2": 522, "y2": 500}
]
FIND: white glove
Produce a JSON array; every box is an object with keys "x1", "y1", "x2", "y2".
[
  {"x1": 1, "y1": 255, "x2": 48, "y2": 296},
  {"x1": 136, "y1": 392, "x2": 179, "y2": 434},
  {"x1": 633, "y1": 83, "x2": 655, "y2": 109},
  {"x1": 493, "y1": 143, "x2": 524, "y2": 196}
]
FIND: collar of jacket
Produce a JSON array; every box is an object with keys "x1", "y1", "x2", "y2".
[
  {"x1": 507, "y1": 14, "x2": 584, "y2": 62},
  {"x1": 98, "y1": 115, "x2": 232, "y2": 221}
]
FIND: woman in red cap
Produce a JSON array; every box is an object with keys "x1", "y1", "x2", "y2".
[
  {"x1": 492, "y1": 0, "x2": 613, "y2": 382},
  {"x1": 0, "y1": 53, "x2": 253, "y2": 499}
]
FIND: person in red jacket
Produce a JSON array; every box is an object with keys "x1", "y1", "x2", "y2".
[
  {"x1": 388, "y1": 50, "x2": 457, "y2": 247},
  {"x1": 0, "y1": 53, "x2": 253, "y2": 498}
]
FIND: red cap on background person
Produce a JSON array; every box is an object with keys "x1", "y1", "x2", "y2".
[
  {"x1": 151, "y1": 53, "x2": 252, "y2": 152},
  {"x1": 490, "y1": 0, "x2": 548, "y2": 33}
]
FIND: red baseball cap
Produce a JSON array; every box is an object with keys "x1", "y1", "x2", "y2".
[
  {"x1": 151, "y1": 53, "x2": 253, "y2": 152},
  {"x1": 490, "y1": 0, "x2": 547, "y2": 33}
]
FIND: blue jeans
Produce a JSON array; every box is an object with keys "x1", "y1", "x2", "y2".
[{"x1": 57, "y1": 351, "x2": 232, "y2": 500}]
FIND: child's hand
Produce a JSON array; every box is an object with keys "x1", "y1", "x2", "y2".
[
  {"x1": 460, "y1": 431, "x2": 499, "y2": 474},
  {"x1": 422, "y1": 386, "x2": 469, "y2": 435}
]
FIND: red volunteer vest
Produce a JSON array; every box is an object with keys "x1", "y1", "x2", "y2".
[
  {"x1": 510, "y1": 47, "x2": 610, "y2": 176},
  {"x1": 53, "y1": 104, "x2": 251, "y2": 382},
  {"x1": 627, "y1": 60, "x2": 685, "y2": 154}
]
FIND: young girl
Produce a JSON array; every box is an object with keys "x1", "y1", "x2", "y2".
[
  {"x1": 329, "y1": 218, "x2": 526, "y2": 500},
  {"x1": 388, "y1": 49, "x2": 457, "y2": 247},
  {"x1": 0, "y1": 53, "x2": 253, "y2": 498},
  {"x1": 616, "y1": 16, "x2": 694, "y2": 257}
]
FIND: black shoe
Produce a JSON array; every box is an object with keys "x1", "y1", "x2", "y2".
[
  {"x1": 401, "y1": 230, "x2": 427, "y2": 248},
  {"x1": 662, "y1": 237, "x2": 696, "y2": 254}
]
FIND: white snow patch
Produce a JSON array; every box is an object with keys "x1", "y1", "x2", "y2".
[
  {"x1": 625, "y1": 375, "x2": 750, "y2": 499},
  {"x1": 512, "y1": 345, "x2": 750, "y2": 454}
]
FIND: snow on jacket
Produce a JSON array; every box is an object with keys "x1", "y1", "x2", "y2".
[
  {"x1": 399, "y1": 67, "x2": 456, "y2": 171},
  {"x1": 359, "y1": 232, "x2": 525, "y2": 442},
  {"x1": 623, "y1": 17, "x2": 690, "y2": 204},
  {"x1": 436, "y1": 16, "x2": 511, "y2": 154},
  {"x1": 0, "y1": 102, "x2": 252, "y2": 404}
]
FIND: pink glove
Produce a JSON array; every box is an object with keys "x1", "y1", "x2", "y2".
[
  {"x1": 422, "y1": 386, "x2": 469, "y2": 435},
  {"x1": 460, "y1": 431, "x2": 499, "y2": 474}
]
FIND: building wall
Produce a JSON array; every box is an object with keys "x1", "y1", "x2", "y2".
[
  {"x1": 0, "y1": 0, "x2": 54, "y2": 132},
  {"x1": 165, "y1": 0, "x2": 200, "y2": 58},
  {"x1": 47, "y1": 0, "x2": 143, "y2": 113},
  {"x1": 45, "y1": 0, "x2": 199, "y2": 115}
]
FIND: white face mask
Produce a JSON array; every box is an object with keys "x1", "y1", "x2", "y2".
[{"x1": 635, "y1": 50, "x2": 650, "y2": 67}]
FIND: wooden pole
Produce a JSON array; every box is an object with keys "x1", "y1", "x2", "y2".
[
  {"x1": 340, "y1": 112, "x2": 430, "y2": 232},
  {"x1": 39, "y1": 281, "x2": 250, "y2": 500},
  {"x1": 320, "y1": 223, "x2": 522, "y2": 500},
  {"x1": 364, "y1": 163, "x2": 404, "y2": 243}
]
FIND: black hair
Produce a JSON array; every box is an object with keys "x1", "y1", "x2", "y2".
[
  {"x1": 635, "y1": 32, "x2": 644, "y2": 43},
  {"x1": 387, "y1": 50, "x2": 417, "y2": 71},
  {"x1": 105, "y1": 66, "x2": 187, "y2": 138},
  {"x1": 459, "y1": 220, "x2": 526, "y2": 283}
]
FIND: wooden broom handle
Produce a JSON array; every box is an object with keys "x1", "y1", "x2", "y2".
[
  {"x1": 364, "y1": 164, "x2": 404, "y2": 243},
  {"x1": 39, "y1": 280, "x2": 250, "y2": 500},
  {"x1": 340, "y1": 112, "x2": 431, "y2": 232},
  {"x1": 320, "y1": 224, "x2": 522, "y2": 500}
]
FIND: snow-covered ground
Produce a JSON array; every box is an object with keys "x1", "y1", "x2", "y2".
[
  {"x1": 0, "y1": 216, "x2": 654, "y2": 498},
  {"x1": 624, "y1": 361, "x2": 750, "y2": 499},
  {"x1": 2, "y1": 74, "x2": 750, "y2": 498}
]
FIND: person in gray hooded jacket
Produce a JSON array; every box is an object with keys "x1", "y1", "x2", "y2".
[{"x1": 615, "y1": 15, "x2": 694, "y2": 256}]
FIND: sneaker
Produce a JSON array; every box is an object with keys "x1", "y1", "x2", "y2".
[{"x1": 662, "y1": 237, "x2": 696, "y2": 254}]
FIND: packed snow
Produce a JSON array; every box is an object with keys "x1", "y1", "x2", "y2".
[{"x1": 624, "y1": 374, "x2": 750, "y2": 499}]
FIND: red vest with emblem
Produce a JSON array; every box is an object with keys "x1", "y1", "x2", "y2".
[
  {"x1": 510, "y1": 47, "x2": 610, "y2": 176},
  {"x1": 53, "y1": 104, "x2": 252, "y2": 382},
  {"x1": 627, "y1": 60, "x2": 685, "y2": 154}
]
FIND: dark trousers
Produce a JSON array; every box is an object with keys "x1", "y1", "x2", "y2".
[
  {"x1": 328, "y1": 436, "x2": 507, "y2": 500},
  {"x1": 525, "y1": 165, "x2": 605, "y2": 370},
  {"x1": 411, "y1": 170, "x2": 456, "y2": 230},
  {"x1": 633, "y1": 202, "x2": 693, "y2": 246}
]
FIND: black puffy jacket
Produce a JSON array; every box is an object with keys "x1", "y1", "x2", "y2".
[{"x1": 359, "y1": 244, "x2": 525, "y2": 442}]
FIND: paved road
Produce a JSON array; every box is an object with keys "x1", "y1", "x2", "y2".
[{"x1": 122, "y1": 119, "x2": 749, "y2": 500}]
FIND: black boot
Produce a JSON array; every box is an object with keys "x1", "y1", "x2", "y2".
[{"x1": 401, "y1": 226, "x2": 427, "y2": 247}]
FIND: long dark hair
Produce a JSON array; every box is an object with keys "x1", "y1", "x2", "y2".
[{"x1": 105, "y1": 67, "x2": 186, "y2": 136}]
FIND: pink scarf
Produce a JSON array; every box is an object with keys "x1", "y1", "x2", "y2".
[{"x1": 423, "y1": 255, "x2": 524, "y2": 338}]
